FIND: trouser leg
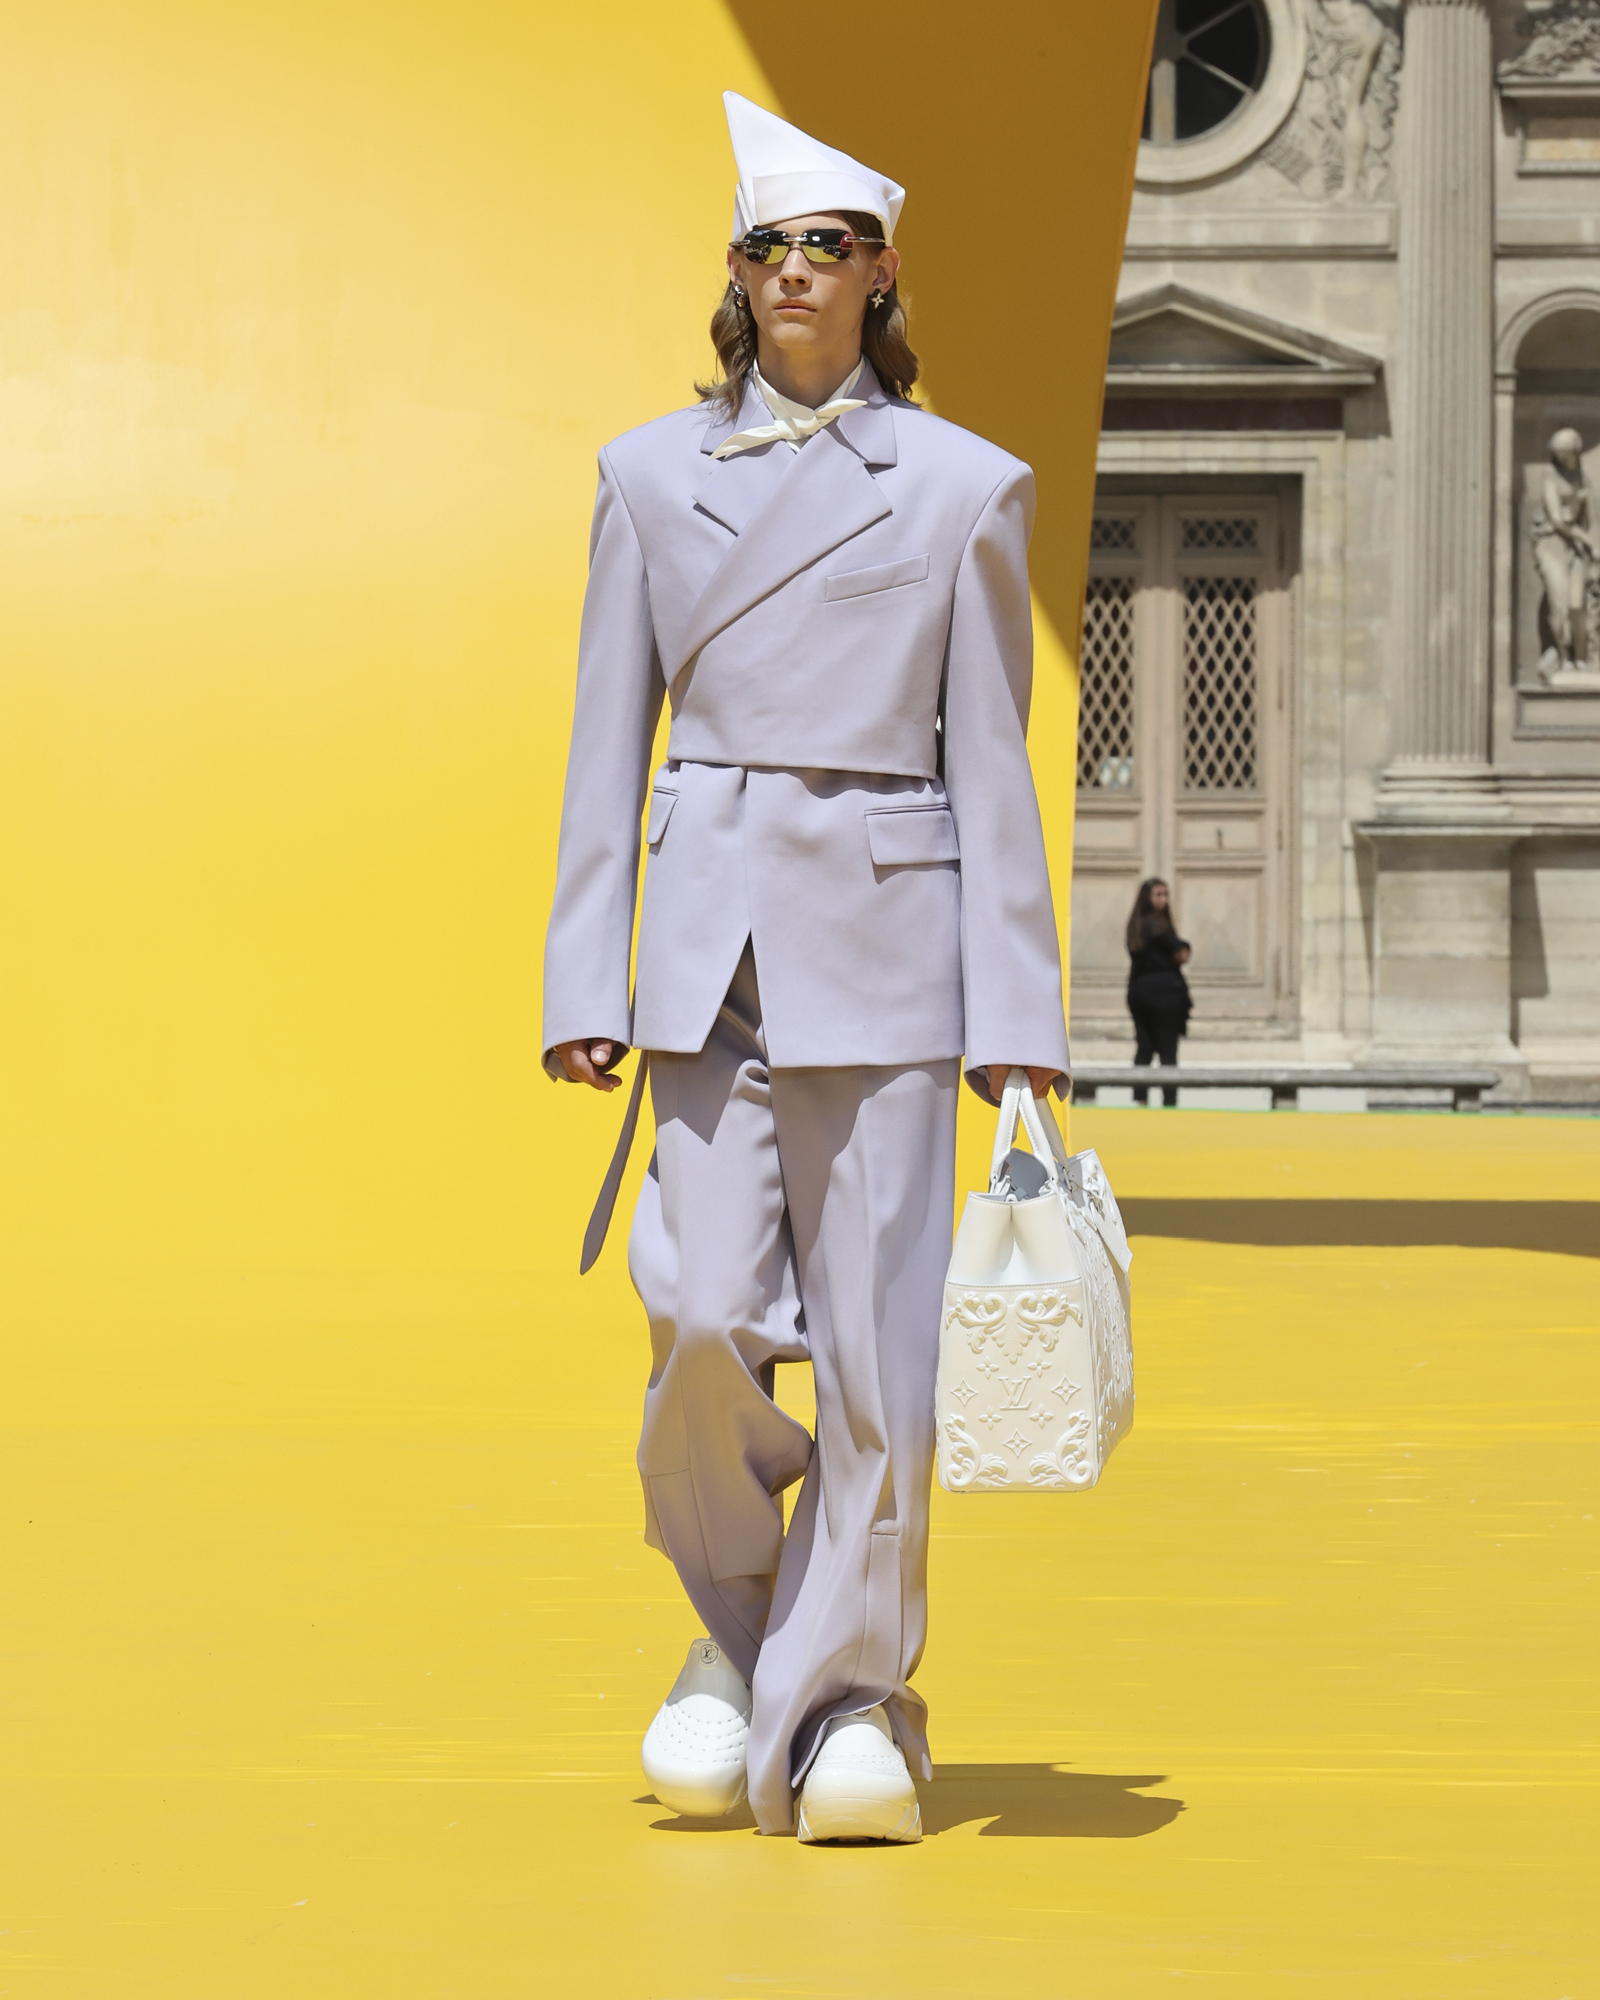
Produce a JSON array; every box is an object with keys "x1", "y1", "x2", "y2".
[
  {"x1": 1153, "y1": 1011, "x2": 1181, "y2": 1106},
  {"x1": 1132, "y1": 1002, "x2": 1181, "y2": 1107},
  {"x1": 744, "y1": 1057, "x2": 959, "y2": 1834},
  {"x1": 629, "y1": 946, "x2": 813, "y2": 1687},
  {"x1": 1132, "y1": 1007, "x2": 1156, "y2": 1104}
]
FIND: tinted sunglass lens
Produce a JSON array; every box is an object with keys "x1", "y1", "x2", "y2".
[{"x1": 740, "y1": 230, "x2": 853, "y2": 264}]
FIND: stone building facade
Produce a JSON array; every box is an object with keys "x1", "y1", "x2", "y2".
[{"x1": 1073, "y1": 0, "x2": 1600, "y2": 1099}]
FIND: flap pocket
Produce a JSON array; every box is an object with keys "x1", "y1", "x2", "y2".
[
  {"x1": 645, "y1": 786, "x2": 678, "y2": 846},
  {"x1": 865, "y1": 804, "x2": 959, "y2": 867},
  {"x1": 823, "y1": 553, "x2": 931, "y2": 602}
]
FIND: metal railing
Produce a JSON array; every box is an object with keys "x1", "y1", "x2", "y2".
[{"x1": 1069, "y1": 1065, "x2": 1502, "y2": 1112}]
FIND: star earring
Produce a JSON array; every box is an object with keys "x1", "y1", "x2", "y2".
[{"x1": 868, "y1": 288, "x2": 884, "y2": 310}]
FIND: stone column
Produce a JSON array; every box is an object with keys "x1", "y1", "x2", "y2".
[
  {"x1": 1388, "y1": 0, "x2": 1495, "y2": 783},
  {"x1": 1365, "y1": 0, "x2": 1523, "y2": 1084}
]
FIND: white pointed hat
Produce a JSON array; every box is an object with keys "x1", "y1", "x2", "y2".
[{"x1": 724, "y1": 91, "x2": 905, "y2": 245}]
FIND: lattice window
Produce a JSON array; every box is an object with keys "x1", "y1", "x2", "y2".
[
  {"x1": 1078, "y1": 576, "x2": 1137, "y2": 791},
  {"x1": 1182, "y1": 576, "x2": 1257, "y2": 790},
  {"x1": 1089, "y1": 515, "x2": 1137, "y2": 553},
  {"x1": 1181, "y1": 515, "x2": 1259, "y2": 552}
]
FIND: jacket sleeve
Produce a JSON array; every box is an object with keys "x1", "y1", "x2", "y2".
[
  {"x1": 941, "y1": 464, "x2": 1072, "y2": 1104},
  {"x1": 540, "y1": 449, "x2": 666, "y2": 1078}
]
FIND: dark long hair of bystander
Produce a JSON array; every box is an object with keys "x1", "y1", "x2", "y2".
[{"x1": 1126, "y1": 877, "x2": 1175, "y2": 956}]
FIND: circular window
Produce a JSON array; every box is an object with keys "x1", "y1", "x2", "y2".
[
  {"x1": 1135, "y1": 0, "x2": 1306, "y2": 189},
  {"x1": 1144, "y1": 0, "x2": 1269, "y2": 145}
]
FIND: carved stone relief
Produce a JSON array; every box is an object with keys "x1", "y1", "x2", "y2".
[
  {"x1": 1260, "y1": 0, "x2": 1402, "y2": 200},
  {"x1": 1500, "y1": 0, "x2": 1600, "y2": 83}
]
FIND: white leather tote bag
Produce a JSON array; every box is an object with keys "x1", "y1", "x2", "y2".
[{"x1": 935, "y1": 1069, "x2": 1134, "y2": 1493}]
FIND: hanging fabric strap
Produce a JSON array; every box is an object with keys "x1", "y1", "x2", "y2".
[{"x1": 580, "y1": 1051, "x2": 650, "y2": 1275}]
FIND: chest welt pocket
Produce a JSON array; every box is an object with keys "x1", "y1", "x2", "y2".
[
  {"x1": 865, "y1": 804, "x2": 960, "y2": 868},
  {"x1": 823, "y1": 553, "x2": 931, "y2": 602},
  {"x1": 645, "y1": 786, "x2": 678, "y2": 847}
]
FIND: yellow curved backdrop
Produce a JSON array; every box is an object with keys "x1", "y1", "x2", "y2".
[{"x1": 0, "y1": 1, "x2": 1154, "y2": 1281}]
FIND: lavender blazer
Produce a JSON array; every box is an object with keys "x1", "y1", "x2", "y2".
[{"x1": 542, "y1": 362, "x2": 1070, "y2": 1095}]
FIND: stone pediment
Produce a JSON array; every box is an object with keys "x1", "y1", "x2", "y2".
[{"x1": 1107, "y1": 284, "x2": 1383, "y2": 393}]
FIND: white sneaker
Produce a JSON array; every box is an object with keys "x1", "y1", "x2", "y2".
[
  {"x1": 640, "y1": 1638, "x2": 751, "y2": 1818},
  {"x1": 796, "y1": 1704, "x2": 922, "y2": 1844}
]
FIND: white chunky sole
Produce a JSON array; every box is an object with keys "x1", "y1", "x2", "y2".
[
  {"x1": 796, "y1": 1705, "x2": 922, "y2": 1845},
  {"x1": 640, "y1": 1638, "x2": 751, "y2": 1819}
]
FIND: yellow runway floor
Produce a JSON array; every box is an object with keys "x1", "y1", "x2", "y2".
[{"x1": 4, "y1": 1111, "x2": 1598, "y2": 1996}]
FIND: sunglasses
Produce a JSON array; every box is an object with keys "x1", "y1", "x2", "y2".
[{"x1": 735, "y1": 227, "x2": 885, "y2": 266}]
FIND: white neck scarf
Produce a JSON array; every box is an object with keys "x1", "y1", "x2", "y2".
[{"x1": 711, "y1": 360, "x2": 867, "y2": 460}]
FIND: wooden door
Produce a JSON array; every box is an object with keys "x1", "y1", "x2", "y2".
[{"x1": 1070, "y1": 493, "x2": 1294, "y2": 1031}]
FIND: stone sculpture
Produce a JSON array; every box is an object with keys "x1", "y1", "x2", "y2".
[
  {"x1": 1323, "y1": 0, "x2": 1389, "y2": 199},
  {"x1": 1531, "y1": 427, "x2": 1600, "y2": 677},
  {"x1": 1262, "y1": 0, "x2": 1401, "y2": 201},
  {"x1": 1500, "y1": 0, "x2": 1600, "y2": 84}
]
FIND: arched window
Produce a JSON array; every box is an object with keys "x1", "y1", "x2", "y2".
[{"x1": 1143, "y1": 0, "x2": 1272, "y2": 147}]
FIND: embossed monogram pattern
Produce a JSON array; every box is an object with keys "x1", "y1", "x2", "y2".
[
  {"x1": 948, "y1": 1286, "x2": 1081, "y2": 1369},
  {"x1": 938, "y1": 1284, "x2": 1089, "y2": 1487},
  {"x1": 1029, "y1": 1408, "x2": 1094, "y2": 1489},
  {"x1": 937, "y1": 1266, "x2": 1133, "y2": 1489},
  {"x1": 936, "y1": 1147, "x2": 1134, "y2": 1495},
  {"x1": 941, "y1": 1415, "x2": 1009, "y2": 1489},
  {"x1": 1075, "y1": 1214, "x2": 1135, "y2": 1425},
  {"x1": 1024, "y1": 1206, "x2": 1134, "y2": 1490}
]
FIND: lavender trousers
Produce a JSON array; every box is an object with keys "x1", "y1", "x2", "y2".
[{"x1": 628, "y1": 942, "x2": 958, "y2": 1834}]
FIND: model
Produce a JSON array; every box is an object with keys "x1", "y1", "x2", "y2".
[{"x1": 543, "y1": 93, "x2": 1070, "y2": 1842}]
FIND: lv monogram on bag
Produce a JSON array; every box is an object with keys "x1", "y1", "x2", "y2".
[{"x1": 935, "y1": 1071, "x2": 1134, "y2": 1493}]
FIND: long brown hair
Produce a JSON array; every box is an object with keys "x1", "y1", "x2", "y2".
[
  {"x1": 696, "y1": 210, "x2": 920, "y2": 419},
  {"x1": 1126, "y1": 878, "x2": 1174, "y2": 955}
]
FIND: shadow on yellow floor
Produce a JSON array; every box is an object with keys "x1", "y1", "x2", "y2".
[
  {"x1": 1116, "y1": 1195, "x2": 1600, "y2": 1255},
  {"x1": 917, "y1": 1765, "x2": 1183, "y2": 1840},
  {"x1": 638, "y1": 1766, "x2": 1185, "y2": 1840},
  {"x1": 3, "y1": 1112, "x2": 1598, "y2": 1995}
]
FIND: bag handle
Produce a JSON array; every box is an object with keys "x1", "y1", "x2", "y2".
[{"x1": 988, "y1": 1066, "x2": 1073, "y2": 1194}]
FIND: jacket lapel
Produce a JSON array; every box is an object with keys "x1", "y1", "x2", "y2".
[
  {"x1": 675, "y1": 391, "x2": 895, "y2": 676},
  {"x1": 832, "y1": 374, "x2": 898, "y2": 470},
  {"x1": 691, "y1": 431, "x2": 793, "y2": 537},
  {"x1": 697, "y1": 375, "x2": 759, "y2": 458}
]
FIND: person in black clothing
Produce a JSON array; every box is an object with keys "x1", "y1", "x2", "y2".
[{"x1": 1126, "y1": 877, "x2": 1191, "y2": 1107}]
